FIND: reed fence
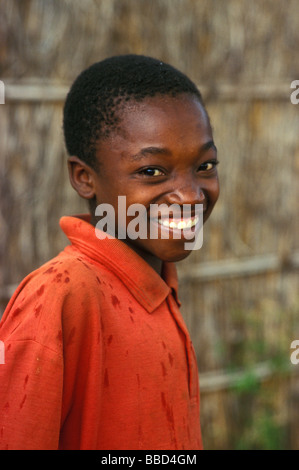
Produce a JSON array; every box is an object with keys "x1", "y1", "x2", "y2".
[{"x1": 0, "y1": 0, "x2": 298, "y2": 449}]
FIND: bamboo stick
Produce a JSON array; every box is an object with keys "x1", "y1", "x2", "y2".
[
  {"x1": 199, "y1": 361, "x2": 299, "y2": 392},
  {"x1": 3, "y1": 81, "x2": 293, "y2": 102},
  {"x1": 178, "y1": 251, "x2": 299, "y2": 282}
]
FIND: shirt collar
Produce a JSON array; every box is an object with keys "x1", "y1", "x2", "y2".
[{"x1": 60, "y1": 215, "x2": 180, "y2": 313}]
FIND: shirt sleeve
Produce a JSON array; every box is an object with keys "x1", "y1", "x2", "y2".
[{"x1": 0, "y1": 338, "x2": 63, "y2": 450}]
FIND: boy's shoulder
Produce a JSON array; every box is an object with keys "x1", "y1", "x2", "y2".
[
  {"x1": 14, "y1": 249, "x2": 103, "y2": 299},
  {"x1": 0, "y1": 250, "x2": 105, "y2": 346},
  {"x1": 35, "y1": 250, "x2": 102, "y2": 288}
]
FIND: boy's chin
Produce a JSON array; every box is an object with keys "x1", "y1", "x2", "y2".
[
  {"x1": 159, "y1": 249, "x2": 193, "y2": 263},
  {"x1": 139, "y1": 242, "x2": 195, "y2": 264}
]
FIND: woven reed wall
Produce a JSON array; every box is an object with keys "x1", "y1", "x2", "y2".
[{"x1": 0, "y1": 0, "x2": 298, "y2": 449}]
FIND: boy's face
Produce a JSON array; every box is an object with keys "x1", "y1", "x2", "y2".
[{"x1": 91, "y1": 93, "x2": 219, "y2": 264}]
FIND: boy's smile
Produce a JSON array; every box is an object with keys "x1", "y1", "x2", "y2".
[{"x1": 71, "y1": 94, "x2": 219, "y2": 272}]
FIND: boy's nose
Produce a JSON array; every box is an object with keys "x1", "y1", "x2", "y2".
[{"x1": 165, "y1": 182, "x2": 206, "y2": 208}]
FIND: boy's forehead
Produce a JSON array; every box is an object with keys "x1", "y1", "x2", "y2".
[
  {"x1": 95, "y1": 94, "x2": 212, "y2": 164},
  {"x1": 108, "y1": 94, "x2": 210, "y2": 142},
  {"x1": 119, "y1": 93, "x2": 206, "y2": 117}
]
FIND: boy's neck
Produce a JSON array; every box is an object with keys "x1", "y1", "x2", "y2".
[{"x1": 122, "y1": 240, "x2": 163, "y2": 276}]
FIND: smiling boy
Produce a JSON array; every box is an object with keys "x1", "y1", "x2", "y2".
[{"x1": 0, "y1": 55, "x2": 219, "y2": 450}]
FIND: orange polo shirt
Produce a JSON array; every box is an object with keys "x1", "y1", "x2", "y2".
[{"x1": 0, "y1": 215, "x2": 202, "y2": 450}]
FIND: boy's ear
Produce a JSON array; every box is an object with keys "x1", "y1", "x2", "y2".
[{"x1": 67, "y1": 156, "x2": 96, "y2": 200}]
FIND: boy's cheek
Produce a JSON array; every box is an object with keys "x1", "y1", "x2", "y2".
[
  {"x1": 203, "y1": 190, "x2": 219, "y2": 223},
  {"x1": 209, "y1": 178, "x2": 220, "y2": 206}
]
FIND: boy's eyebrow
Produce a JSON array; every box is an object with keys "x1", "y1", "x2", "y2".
[
  {"x1": 129, "y1": 147, "x2": 171, "y2": 161},
  {"x1": 201, "y1": 140, "x2": 217, "y2": 153},
  {"x1": 129, "y1": 140, "x2": 217, "y2": 161}
]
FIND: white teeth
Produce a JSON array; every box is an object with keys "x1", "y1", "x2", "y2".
[
  {"x1": 161, "y1": 220, "x2": 170, "y2": 227},
  {"x1": 177, "y1": 221, "x2": 187, "y2": 229},
  {"x1": 157, "y1": 216, "x2": 199, "y2": 229}
]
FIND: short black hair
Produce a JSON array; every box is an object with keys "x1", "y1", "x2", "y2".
[{"x1": 63, "y1": 54, "x2": 205, "y2": 170}]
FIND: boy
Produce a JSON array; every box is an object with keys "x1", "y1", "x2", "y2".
[{"x1": 0, "y1": 55, "x2": 219, "y2": 450}]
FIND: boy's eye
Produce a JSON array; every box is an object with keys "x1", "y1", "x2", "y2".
[
  {"x1": 198, "y1": 160, "x2": 219, "y2": 172},
  {"x1": 139, "y1": 168, "x2": 164, "y2": 177}
]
